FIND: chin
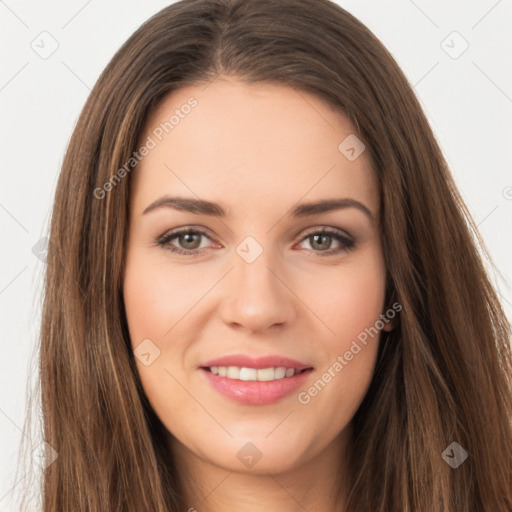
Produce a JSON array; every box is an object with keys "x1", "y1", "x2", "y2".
[{"x1": 195, "y1": 435, "x2": 312, "y2": 474}]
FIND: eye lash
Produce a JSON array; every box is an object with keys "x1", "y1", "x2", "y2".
[
  {"x1": 156, "y1": 227, "x2": 215, "y2": 257},
  {"x1": 298, "y1": 226, "x2": 356, "y2": 256},
  {"x1": 155, "y1": 226, "x2": 356, "y2": 256}
]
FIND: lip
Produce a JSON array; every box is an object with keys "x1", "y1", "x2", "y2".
[
  {"x1": 200, "y1": 354, "x2": 313, "y2": 371},
  {"x1": 200, "y1": 367, "x2": 314, "y2": 405}
]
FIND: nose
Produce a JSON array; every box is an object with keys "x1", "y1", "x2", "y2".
[{"x1": 219, "y1": 246, "x2": 297, "y2": 333}]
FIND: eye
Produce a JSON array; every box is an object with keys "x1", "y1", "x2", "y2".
[
  {"x1": 156, "y1": 228, "x2": 216, "y2": 256},
  {"x1": 296, "y1": 227, "x2": 355, "y2": 256},
  {"x1": 156, "y1": 226, "x2": 356, "y2": 257}
]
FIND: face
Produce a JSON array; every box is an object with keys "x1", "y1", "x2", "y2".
[{"x1": 123, "y1": 77, "x2": 390, "y2": 475}]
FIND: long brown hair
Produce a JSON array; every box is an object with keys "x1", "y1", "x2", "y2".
[{"x1": 18, "y1": 0, "x2": 512, "y2": 510}]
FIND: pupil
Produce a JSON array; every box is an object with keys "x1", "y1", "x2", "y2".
[
  {"x1": 312, "y1": 234, "x2": 330, "y2": 251},
  {"x1": 180, "y1": 233, "x2": 200, "y2": 249}
]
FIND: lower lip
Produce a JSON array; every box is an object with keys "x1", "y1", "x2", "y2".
[{"x1": 200, "y1": 368, "x2": 313, "y2": 405}]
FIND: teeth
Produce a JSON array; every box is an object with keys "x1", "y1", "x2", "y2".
[
  {"x1": 285, "y1": 368, "x2": 295, "y2": 377},
  {"x1": 239, "y1": 367, "x2": 257, "y2": 381},
  {"x1": 257, "y1": 367, "x2": 275, "y2": 381},
  {"x1": 274, "y1": 367, "x2": 286, "y2": 379},
  {"x1": 227, "y1": 366, "x2": 239, "y2": 379},
  {"x1": 208, "y1": 366, "x2": 300, "y2": 381}
]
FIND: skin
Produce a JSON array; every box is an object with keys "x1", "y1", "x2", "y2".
[{"x1": 123, "y1": 76, "x2": 392, "y2": 511}]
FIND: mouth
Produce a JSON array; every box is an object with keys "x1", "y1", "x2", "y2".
[
  {"x1": 201, "y1": 365, "x2": 312, "y2": 381},
  {"x1": 199, "y1": 365, "x2": 314, "y2": 405}
]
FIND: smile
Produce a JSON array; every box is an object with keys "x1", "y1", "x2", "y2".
[
  {"x1": 200, "y1": 366, "x2": 314, "y2": 405},
  {"x1": 206, "y1": 365, "x2": 308, "y2": 381}
]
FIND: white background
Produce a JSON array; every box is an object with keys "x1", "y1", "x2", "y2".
[{"x1": 1, "y1": 0, "x2": 511, "y2": 509}]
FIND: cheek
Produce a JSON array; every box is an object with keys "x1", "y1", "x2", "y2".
[
  {"x1": 123, "y1": 253, "x2": 197, "y2": 428},
  {"x1": 311, "y1": 254, "x2": 386, "y2": 351},
  {"x1": 123, "y1": 252, "x2": 207, "y2": 346},
  {"x1": 123, "y1": 250, "x2": 213, "y2": 401},
  {"x1": 296, "y1": 253, "x2": 385, "y2": 422}
]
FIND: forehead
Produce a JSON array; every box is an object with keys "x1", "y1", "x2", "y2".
[{"x1": 130, "y1": 78, "x2": 378, "y2": 217}]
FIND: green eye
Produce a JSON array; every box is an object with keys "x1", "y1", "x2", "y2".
[
  {"x1": 298, "y1": 228, "x2": 355, "y2": 255},
  {"x1": 157, "y1": 226, "x2": 356, "y2": 257},
  {"x1": 157, "y1": 228, "x2": 212, "y2": 256}
]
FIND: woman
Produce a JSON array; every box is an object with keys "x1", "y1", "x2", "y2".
[{"x1": 25, "y1": 0, "x2": 512, "y2": 510}]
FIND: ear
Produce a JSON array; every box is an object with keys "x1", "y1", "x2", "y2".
[
  {"x1": 380, "y1": 296, "x2": 401, "y2": 332},
  {"x1": 382, "y1": 316, "x2": 397, "y2": 332}
]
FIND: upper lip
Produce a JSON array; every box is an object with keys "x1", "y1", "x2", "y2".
[{"x1": 200, "y1": 354, "x2": 313, "y2": 371}]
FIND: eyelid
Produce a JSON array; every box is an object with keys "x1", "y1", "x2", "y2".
[
  {"x1": 293, "y1": 225, "x2": 355, "y2": 255},
  {"x1": 156, "y1": 225, "x2": 219, "y2": 252},
  {"x1": 156, "y1": 224, "x2": 355, "y2": 255},
  {"x1": 157, "y1": 225, "x2": 216, "y2": 242},
  {"x1": 298, "y1": 225, "x2": 353, "y2": 240}
]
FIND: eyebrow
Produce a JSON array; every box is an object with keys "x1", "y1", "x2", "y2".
[{"x1": 142, "y1": 196, "x2": 374, "y2": 221}]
